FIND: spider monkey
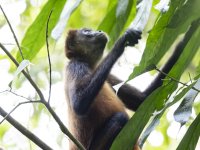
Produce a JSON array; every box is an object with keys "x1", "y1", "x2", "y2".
[{"x1": 64, "y1": 28, "x2": 182, "y2": 150}]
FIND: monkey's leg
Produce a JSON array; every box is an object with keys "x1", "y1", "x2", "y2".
[
  {"x1": 89, "y1": 112, "x2": 128, "y2": 150},
  {"x1": 107, "y1": 30, "x2": 186, "y2": 111},
  {"x1": 107, "y1": 74, "x2": 145, "y2": 111}
]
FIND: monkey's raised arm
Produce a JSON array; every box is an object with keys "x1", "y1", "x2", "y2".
[
  {"x1": 66, "y1": 29, "x2": 141, "y2": 115},
  {"x1": 107, "y1": 37, "x2": 185, "y2": 111}
]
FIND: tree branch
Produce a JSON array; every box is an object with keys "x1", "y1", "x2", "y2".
[
  {"x1": 155, "y1": 66, "x2": 200, "y2": 92},
  {"x1": 0, "y1": 43, "x2": 86, "y2": 150},
  {"x1": 0, "y1": 89, "x2": 38, "y2": 101},
  {"x1": 0, "y1": 107, "x2": 52, "y2": 150},
  {"x1": 0, "y1": 5, "x2": 24, "y2": 60},
  {"x1": 0, "y1": 43, "x2": 45, "y2": 100},
  {"x1": 45, "y1": 103, "x2": 86, "y2": 150},
  {"x1": 0, "y1": 100, "x2": 41, "y2": 124}
]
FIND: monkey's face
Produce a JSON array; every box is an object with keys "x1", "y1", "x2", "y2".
[{"x1": 65, "y1": 28, "x2": 108, "y2": 64}]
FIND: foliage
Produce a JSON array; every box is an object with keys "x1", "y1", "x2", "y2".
[
  {"x1": 98, "y1": 0, "x2": 136, "y2": 47},
  {"x1": 128, "y1": 0, "x2": 200, "y2": 80},
  {"x1": 0, "y1": 0, "x2": 200, "y2": 150},
  {"x1": 16, "y1": 0, "x2": 67, "y2": 62}
]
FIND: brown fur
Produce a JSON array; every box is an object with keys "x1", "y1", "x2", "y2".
[
  {"x1": 65, "y1": 29, "x2": 140, "y2": 150},
  {"x1": 65, "y1": 30, "x2": 77, "y2": 58},
  {"x1": 66, "y1": 82, "x2": 127, "y2": 150}
]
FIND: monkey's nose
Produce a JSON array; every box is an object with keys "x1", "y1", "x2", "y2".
[{"x1": 99, "y1": 30, "x2": 102, "y2": 32}]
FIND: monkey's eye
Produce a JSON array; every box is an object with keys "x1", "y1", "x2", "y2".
[
  {"x1": 83, "y1": 30, "x2": 90, "y2": 34},
  {"x1": 82, "y1": 30, "x2": 93, "y2": 38}
]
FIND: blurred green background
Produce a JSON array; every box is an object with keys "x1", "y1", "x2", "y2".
[{"x1": 0, "y1": 0, "x2": 199, "y2": 150}]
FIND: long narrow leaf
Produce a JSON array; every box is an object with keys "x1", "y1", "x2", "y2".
[
  {"x1": 139, "y1": 81, "x2": 197, "y2": 147},
  {"x1": 111, "y1": 18, "x2": 200, "y2": 150},
  {"x1": 98, "y1": 0, "x2": 136, "y2": 47},
  {"x1": 128, "y1": 0, "x2": 200, "y2": 80},
  {"x1": 176, "y1": 113, "x2": 200, "y2": 150},
  {"x1": 52, "y1": 0, "x2": 82, "y2": 40},
  {"x1": 174, "y1": 79, "x2": 200, "y2": 126},
  {"x1": 16, "y1": 0, "x2": 67, "y2": 61},
  {"x1": 130, "y1": 0, "x2": 153, "y2": 31},
  {"x1": 9, "y1": 60, "x2": 30, "y2": 87}
]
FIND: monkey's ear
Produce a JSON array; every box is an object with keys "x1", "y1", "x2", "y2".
[{"x1": 65, "y1": 30, "x2": 77, "y2": 58}]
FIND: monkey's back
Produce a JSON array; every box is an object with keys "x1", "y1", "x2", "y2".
[{"x1": 67, "y1": 82, "x2": 127, "y2": 150}]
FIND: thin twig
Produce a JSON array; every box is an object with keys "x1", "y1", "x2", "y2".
[
  {"x1": 1, "y1": 89, "x2": 36, "y2": 101},
  {"x1": 1, "y1": 43, "x2": 16, "y2": 45},
  {"x1": 9, "y1": 90, "x2": 34, "y2": 101},
  {"x1": 46, "y1": 10, "x2": 53, "y2": 104},
  {"x1": 188, "y1": 72, "x2": 192, "y2": 84},
  {"x1": 0, "y1": 107, "x2": 52, "y2": 150},
  {"x1": 0, "y1": 43, "x2": 45, "y2": 100},
  {"x1": 0, "y1": 100, "x2": 41, "y2": 124},
  {"x1": 1, "y1": 43, "x2": 30, "y2": 51},
  {"x1": 44, "y1": 102, "x2": 86, "y2": 150},
  {"x1": 0, "y1": 5, "x2": 24, "y2": 60},
  {"x1": 0, "y1": 90, "x2": 8, "y2": 94},
  {"x1": 0, "y1": 42, "x2": 86, "y2": 150},
  {"x1": 155, "y1": 66, "x2": 200, "y2": 93}
]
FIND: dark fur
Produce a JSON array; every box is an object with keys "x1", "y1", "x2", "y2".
[{"x1": 64, "y1": 28, "x2": 182, "y2": 150}]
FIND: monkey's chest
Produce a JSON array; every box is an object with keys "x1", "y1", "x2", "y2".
[
  {"x1": 69, "y1": 83, "x2": 126, "y2": 149},
  {"x1": 72, "y1": 83, "x2": 126, "y2": 126}
]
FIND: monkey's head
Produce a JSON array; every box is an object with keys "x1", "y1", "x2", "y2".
[{"x1": 65, "y1": 28, "x2": 108, "y2": 66}]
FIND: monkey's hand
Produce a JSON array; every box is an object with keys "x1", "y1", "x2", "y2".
[{"x1": 125, "y1": 29, "x2": 141, "y2": 46}]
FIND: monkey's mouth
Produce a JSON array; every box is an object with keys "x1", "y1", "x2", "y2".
[{"x1": 97, "y1": 33, "x2": 108, "y2": 44}]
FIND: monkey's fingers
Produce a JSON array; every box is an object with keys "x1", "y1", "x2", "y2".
[{"x1": 125, "y1": 29, "x2": 142, "y2": 46}]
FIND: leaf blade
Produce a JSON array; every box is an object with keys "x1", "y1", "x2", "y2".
[
  {"x1": 98, "y1": 0, "x2": 136, "y2": 47},
  {"x1": 111, "y1": 18, "x2": 200, "y2": 150},
  {"x1": 129, "y1": 0, "x2": 200, "y2": 80},
  {"x1": 174, "y1": 79, "x2": 200, "y2": 126},
  {"x1": 17, "y1": 0, "x2": 67, "y2": 61},
  {"x1": 176, "y1": 113, "x2": 200, "y2": 150}
]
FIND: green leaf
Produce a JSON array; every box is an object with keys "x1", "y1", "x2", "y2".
[
  {"x1": 128, "y1": 0, "x2": 200, "y2": 80},
  {"x1": 9, "y1": 60, "x2": 30, "y2": 88},
  {"x1": 174, "y1": 79, "x2": 200, "y2": 126},
  {"x1": 138, "y1": 110, "x2": 161, "y2": 148},
  {"x1": 16, "y1": 0, "x2": 67, "y2": 61},
  {"x1": 98, "y1": 0, "x2": 136, "y2": 47},
  {"x1": 168, "y1": 0, "x2": 200, "y2": 28},
  {"x1": 139, "y1": 81, "x2": 197, "y2": 147},
  {"x1": 156, "y1": 18, "x2": 200, "y2": 107},
  {"x1": 130, "y1": 0, "x2": 153, "y2": 31},
  {"x1": 111, "y1": 84, "x2": 176, "y2": 150},
  {"x1": 176, "y1": 113, "x2": 200, "y2": 150},
  {"x1": 171, "y1": 82, "x2": 198, "y2": 107},
  {"x1": 111, "y1": 18, "x2": 200, "y2": 150},
  {"x1": 0, "y1": 123, "x2": 10, "y2": 139},
  {"x1": 195, "y1": 61, "x2": 200, "y2": 79},
  {"x1": 52, "y1": 0, "x2": 83, "y2": 40},
  {"x1": 14, "y1": 60, "x2": 30, "y2": 77}
]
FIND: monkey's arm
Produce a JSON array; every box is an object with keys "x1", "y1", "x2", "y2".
[
  {"x1": 107, "y1": 39, "x2": 184, "y2": 111},
  {"x1": 107, "y1": 74, "x2": 145, "y2": 111},
  {"x1": 70, "y1": 30, "x2": 141, "y2": 115}
]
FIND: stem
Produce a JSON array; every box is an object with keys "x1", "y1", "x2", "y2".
[
  {"x1": 43, "y1": 101, "x2": 86, "y2": 150},
  {"x1": 1, "y1": 89, "x2": 38, "y2": 101},
  {"x1": 0, "y1": 43, "x2": 44, "y2": 100},
  {"x1": 0, "y1": 5, "x2": 24, "y2": 60},
  {"x1": 0, "y1": 42, "x2": 86, "y2": 150},
  {"x1": 0, "y1": 100, "x2": 41, "y2": 124},
  {"x1": 155, "y1": 67, "x2": 200, "y2": 93},
  {"x1": 46, "y1": 10, "x2": 53, "y2": 104}
]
